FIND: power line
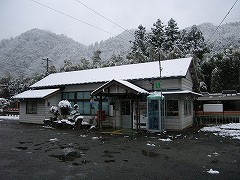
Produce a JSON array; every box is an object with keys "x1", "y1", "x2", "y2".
[
  {"x1": 30, "y1": 0, "x2": 129, "y2": 42},
  {"x1": 74, "y1": 0, "x2": 134, "y2": 36},
  {"x1": 206, "y1": 0, "x2": 239, "y2": 44}
]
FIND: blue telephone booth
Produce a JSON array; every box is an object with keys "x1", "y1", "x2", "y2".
[{"x1": 147, "y1": 92, "x2": 165, "y2": 132}]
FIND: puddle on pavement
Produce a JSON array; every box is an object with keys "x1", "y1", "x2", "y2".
[
  {"x1": 77, "y1": 146, "x2": 90, "y2": 151},
  {"x1": 102, "y1": 150, "x2": 120, "y2": 158},
  {"x1": 142, "y1": 149, "x2": 158, "y2": 158},
  {"x1": 104, "y1": 160, "x2": 115, "y2": 163},
  {"x1": 162, "y1": 146, "x2": 171, "y2": 149},
  {"x1": 19, "y1": 141, "x2": 33, "y2": 144},
  {"x1": 49, "y1": 151, "x2": 81, "y2": 162},
  {"x1": 72, "y1": 160, "x2": 92, "y2": 166},
  {"x1": 14, "y1": 146, "x2": 28, "y2": 150}
]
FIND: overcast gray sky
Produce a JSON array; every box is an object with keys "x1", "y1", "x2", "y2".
[{"x1": 0, "y1": 0, "x2": 239, "y2": 45}]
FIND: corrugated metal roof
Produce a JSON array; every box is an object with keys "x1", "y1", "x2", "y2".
[{"x1": 31, "y1": 57, "x2": 192, "y2": 88}]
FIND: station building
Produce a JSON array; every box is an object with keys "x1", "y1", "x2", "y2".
[{"x1": 14, "y1": 57, "x2": 201, "y2": 131}]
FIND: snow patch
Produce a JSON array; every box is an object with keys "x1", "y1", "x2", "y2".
[
  {"x1": 146, "y1": 143, "x2": 156, "y2": 147},
  {"x1": 207, "y1": 169, "x2": 220, "y2": 174},
  {"x1": 92, "y1": 136, "x2": 100, "y2": 140},
  {"x1": 80, "y1": 135, "x2": 88, "y2": 138},
  {"x1": 50, "y1": 138, "x2": 58, "y2": 142},
  {"x1": 158, "y1": 138, "x2": 172, "y2": 142},
  {"x1": 0, "y1": 116, "x2": 19, "y2": 121},
  {"x1": 201, "y1": 123, "x2": 240, "y2": 140}
]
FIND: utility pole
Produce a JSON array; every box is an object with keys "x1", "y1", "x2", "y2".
[
  {"x1": 158, "y1": 48, "x2": 163, "y2": 98},
  {"x1": 43, "y1": 57, "x2": 51, "y2": 76}
]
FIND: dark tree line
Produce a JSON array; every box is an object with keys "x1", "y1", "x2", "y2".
[{"x1": 201, "y1": 48, "x2": 240, "y2": 93}]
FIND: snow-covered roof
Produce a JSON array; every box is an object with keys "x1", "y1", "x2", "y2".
[
  {"x1": 13, "y1": 89, "x2": 59, "y2": 99},
  {"x1": 147, "y1": 90, "x2": 201, "y2": 98},
  {"x1": 31, "y1": 57, "x2": 193, "y2": 88},
  {"x1": 162, "y1": 90, "x2": 202, "y2": 96},
  {"x1": 91, "y1": 79, "x2": 149, "y2": 95},
  {"x1": 115, "y1": 79, "x2": 149, "y2": 94}
]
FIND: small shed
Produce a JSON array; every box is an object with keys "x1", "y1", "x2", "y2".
[{"x1": 13, "y1": 89, "x2": 60, "y2": 124}]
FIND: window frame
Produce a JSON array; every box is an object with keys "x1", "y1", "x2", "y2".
[
  {"x1": 166, "y1": 99, "x2": 179, "y2": 117},
  {"x1": 61, "y1": 91, "x2": 109, "y2": 115},
  {"x1": 26, "y1": 100, "x2": 37, "y2": 114},
  {"x1": 184, "y1": 100, "x2": 192, "y2": 116}
]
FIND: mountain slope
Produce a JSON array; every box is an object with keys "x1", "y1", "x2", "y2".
[
  {"x1": 0, "y1": 29, "x2": 133, "y2": 77},
  {"x1": 198, "y1": 22, "x2": 240, "y2": 52},
  {"x1": 0, "y1": 29, "x2": 88, "y2": 77},
  {"x1": 0, "y1": 22, "x2": 239, "y2": 78},
  {"x1": 88, "y1": 29, "x2": 134, "y2": 60}
]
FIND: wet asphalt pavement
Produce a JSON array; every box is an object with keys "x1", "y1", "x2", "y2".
[{"x1": 0, "y1": 120, "x2": 240, "y2": 180}]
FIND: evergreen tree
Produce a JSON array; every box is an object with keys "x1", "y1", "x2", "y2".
[
  {"x1": 103, "y1": 54, "x2": 124, "y2": 67},
  {"x1": 201, "y1": 58, "x2": 216, "y2": 92},
  {"x1": 92, "y1": 50, "x2": 102, "y2": 68},
  {"x1": 128, "y1": 25, "x2": 148, "y2": 63},
  {"x1": 48, "y1": 65, "x2": 57, "y2": 74},
  {"x1": 60, "y1": 60, "x2": 79, "y2": 72},
  {"x1": 186, "y1": 25, "x2": 209, "y2": 59},
  {"x1": 78, "y1": 58, "x2": 91, "y2": 70},
  {"x1": 210, "y1": 48, "x2": 240, "y2": 92},
  {"x1": 210, "y1": 67, "x2": 222, "y2": 93},
  {"x1": 178, "y1": 29, "x2": 189, "y2": 56},
  {"x1": 148, "y1": 19, "x2": 166, "y2": 61},
  {"x1": 149, "y1": 19, "x2": 165, "y2": 49},
  {"x1": 164, "y1": 18, "x2": 180, "y2": 53}
]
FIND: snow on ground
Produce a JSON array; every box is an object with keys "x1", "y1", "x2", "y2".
[
  {"x1": 49, "y1": 138, "x2": 58, "y2": 142},
  {"x1": 0, "y1": 116, "x2": 239, "y2": 141},
  {"x1": 146, "y1": 143, "x2": 156, "y2": 146},
  {"x1": 158, "y1": 138, "x2": 172, "y2": 142},
  {"x1": 0, "y1": 115, "x2": 19, "y2": 121},
  {"x1": 207, "y1": 169, "x2": 220, "y2": 174},
  {"x1": 201, "y1": 123, "x2": 240, "y2": 140}
]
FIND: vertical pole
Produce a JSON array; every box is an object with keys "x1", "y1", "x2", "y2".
[
  {"x1": 43, "y1": 57, "x2": 50, "y2": 76},
  {"x1": 158, "y1": 49, "x2": 163, "y2": 98},
  {"x1": 99, "y1": 95, "x2": 103, "y2": 130},
  {"x1": 46, "y1": 57, "x2": 49, "y2": 75},
  {"x1": 158, "y1": 48, "x2": 164, "y2": 131}
]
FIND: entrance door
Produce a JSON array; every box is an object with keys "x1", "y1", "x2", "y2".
[{"x1": 120, "y1": 100, "x2": 132, "y2": 128}]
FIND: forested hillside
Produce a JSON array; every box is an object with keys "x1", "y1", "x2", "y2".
[
  {"x1": 0, "y1": 22, "x2": 239, "y2": 77},
  {"x1": 0, "y1": 21, "x2": 239, "y2": 96},
  {"x1": 198, "y1": 22, "x2": 240, "y2": 53},
  {"x1": 0, "y1": 29, "x2": 133, "y2": 78},
  {"x1": 0, "y1": 29, "x2": 88, "y2": 77}
]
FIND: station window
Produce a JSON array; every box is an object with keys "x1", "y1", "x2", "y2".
[
  {"x1": 121, "y1": 100, "x2": 130, "y2": 115},
  {"x1": 61, "y1": 91, "x2": 108, "y2": 115},
  {"x1": 166, "y1": 100, "x2": 178, "y2": 116},
  {"x1": 184, "y1": 100, "x2": 192, "y2": 116},
  {"x1": 26, "y1": 100, "x2": 37, "y2": 114}
]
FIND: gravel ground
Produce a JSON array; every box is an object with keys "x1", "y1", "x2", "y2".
[{"x1": 0, "y1": 120, "x2": 240, "y2": 180}]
